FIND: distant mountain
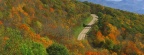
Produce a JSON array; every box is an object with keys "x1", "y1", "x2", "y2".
[{"x1": 82, "y1": 0, "x2": 144, "y2": 14}]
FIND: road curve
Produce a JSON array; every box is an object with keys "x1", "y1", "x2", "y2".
[{"x1": 77, "y1": 14, "x2": 98, "y2": 40}]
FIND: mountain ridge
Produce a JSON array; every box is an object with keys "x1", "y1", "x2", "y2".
[
  {"x1": 82, "y1": 0, "x2": 144, "y2": 14},
  {"x1": 1, "y1": 0, "x2": 144, "y2": 55}
]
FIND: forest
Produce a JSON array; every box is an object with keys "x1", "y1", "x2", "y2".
[
  {"x1": 84, "y1": 1, "x2": 144, "y2": 55},
  {"x1": 1, "y1": 0, "x2": 144, "y2": 55},
  {"x1": 0, "y1": 0, "x2": 91, "y2": 55}
]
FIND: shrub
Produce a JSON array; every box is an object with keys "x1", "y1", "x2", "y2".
[{"x1": 46, "y1": 43, "x2": 69, "y2": 55}]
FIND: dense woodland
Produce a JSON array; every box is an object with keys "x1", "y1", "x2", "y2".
[
  {"x1": 1, "y1": 0, "x2": 144, "y2": 55},
  {"x1": 84, "y1": 1, "x2": 144, "y2": 55},
  {"x1": 0, "y1": 0, "x2": 92, "y2": 55}
]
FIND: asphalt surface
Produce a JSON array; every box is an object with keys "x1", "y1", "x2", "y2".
[{"x1": 77, "y1": 14, "x2": 98, "y2": 40}]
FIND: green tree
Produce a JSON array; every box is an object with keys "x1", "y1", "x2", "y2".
[
  {"x1": 46, "y1": 43, "x2": 69, "y2": 55},
  {"x1": 20, "y1": 41, "x2": 47, "y2": 55},
  {"x1": 0, "y1": 28, "x2": 47, "y2": 55},
  {"x1": 104, "y1": 38, "x2": 114, "y2": 50},
  {"x1": 0, "y1": 11, "x2": 3, "y2": 19}
]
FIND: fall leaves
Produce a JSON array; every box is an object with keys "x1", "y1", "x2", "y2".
[
  {"x1": 19, "y1": 24, "x2": 30, "y2": 31},
  {"x1": 86, "y1": 50, "x2": 108, "y2": 55},
  {"x1": 107, "y1": 23, "x2": 120, "y2": 43},
  {"x1": 96, "y1": 23, "x2": 119, "y2": 44},
  {"x1": 87, "y1": 22, "x2": 144, "y2": 54},
  {"x1": 50, "y1": 8, "x2": 54, "y2": 12},
  {"x1": 0, "y1": 0, "x2": 93, "y2": 54},
  {"x1": 18, "y1": 24, "x2": 53, "y2": 47},
  {"x1": 0, "y1": 20, "x2": 3, "y2": 25}
]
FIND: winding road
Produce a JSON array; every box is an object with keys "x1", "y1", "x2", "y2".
[{"x1": 77, "y1": 14, "x2": 98, "y2": 40}]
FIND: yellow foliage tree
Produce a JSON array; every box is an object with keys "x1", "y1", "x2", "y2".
[{"x1": 107, "y1": 23, "x2": 120, "y2": 43}]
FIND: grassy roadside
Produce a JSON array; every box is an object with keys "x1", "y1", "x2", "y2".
[{"x1": 73, "y1": 16, "x2": 93, "y2": 37}]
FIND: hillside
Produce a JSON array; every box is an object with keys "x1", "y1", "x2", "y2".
[
  {"x1": 0, "y1": 0, "x2": 92, "y2": 55},
  {"x1": 1, "y1": 0, "x2": 144, "y2": 55},
  {"x1": 84, "y1": 1, "x2": 144, "y2": 55}
]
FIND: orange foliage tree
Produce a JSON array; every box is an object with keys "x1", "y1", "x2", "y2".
[
  {"x1": 19, "y1": 24, "x2": 30, "y2": 31},
  {"x1": 0, "y1": 20, "x2": 3, "y2": 25},
  {"x1": 96, "y1": 31, "x2": 105, "y2": 42},
  {"x1": 85, "y1": 51, "x2": 108, "y2": 55},
  {"x1": 124, "y1": 41, "x2": 143, "y2": 54},
  {"x1": 50, "y1": 7, "x2": 54, "y2": 12}
]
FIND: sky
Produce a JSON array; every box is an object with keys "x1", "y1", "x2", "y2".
[
  {"x1": 81, "y1": 0, "x2": 144, "y2": 14},
  {"x1": 106, "y1": 0, "x2": 122, "y2": 1}
]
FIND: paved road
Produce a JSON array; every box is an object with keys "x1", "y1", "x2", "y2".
[{"x1": 77, "y1": 14, "x2": 98, "y2": 40}]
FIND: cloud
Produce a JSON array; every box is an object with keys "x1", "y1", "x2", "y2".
[{"x1": 106, "y1": 0, "x2": 122, "y2": 1}]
